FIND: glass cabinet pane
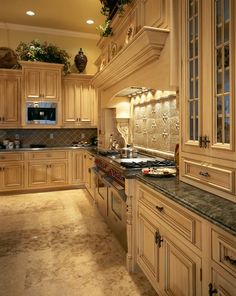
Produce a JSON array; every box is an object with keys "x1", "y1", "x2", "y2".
[
  {"x1": 214, "y1": 0, "x2": 231, "y2": 145},
  {"x1": 187, "y1": 0, "x2": 200, "y2": 142}
]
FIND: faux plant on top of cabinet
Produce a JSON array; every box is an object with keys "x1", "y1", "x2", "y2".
[
  {"x1": 180, "y1": 0, "x2": 236, "y2": 202},
  {"x1": 62, "y1": 74, "x2": 97, "y2": 128},
  {"x1": 0, "y1": 69, "x2": 21, "y2": 128}
]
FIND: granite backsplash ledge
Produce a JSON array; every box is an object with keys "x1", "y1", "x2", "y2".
[{"x1": 0, "y1": 128, "x2": 97, "y2": 147}]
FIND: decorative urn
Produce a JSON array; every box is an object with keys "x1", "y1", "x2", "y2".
[{"x1": 74, "y1": 48, "x2": 88, "y2": 73}]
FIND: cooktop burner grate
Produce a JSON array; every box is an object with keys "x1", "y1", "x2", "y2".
[{"x1": 119, "y1": 159, "x2": 175, "y2": 168}]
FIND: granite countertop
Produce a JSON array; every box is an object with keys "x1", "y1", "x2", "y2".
[
  {"x1": 136, "y1": 174, "x2": 236, "y2": 236},
  {"x1": 0, "y1": 146, "x2": 95, "y2": 152}
]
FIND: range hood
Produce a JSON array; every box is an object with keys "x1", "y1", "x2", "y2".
[{"x1": 92, "y1": 26, "x2": 177, "y2": 99}]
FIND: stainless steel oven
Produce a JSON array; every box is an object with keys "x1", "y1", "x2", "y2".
[
  {"x1": 107, "y1": 185, "x2": 127, "y2": 250},
  {"x1": 94, "y1": 169, "x2": 110, "y2": 219},
  {"x1": 94, "y1": 156, "x2": 127, "y2": 250},
  {"x1": 26, "y1": 102, "x2": 57, "y2": 125}
]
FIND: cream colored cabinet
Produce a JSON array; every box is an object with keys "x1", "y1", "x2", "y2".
[
  {"x1": 21, "y1": 61, "x2": 62, "y2": 101},
  {"x1": 137, "y1": 205, "x2": 161, "y2": 292},
  {"x1": 0, "y1": 152, "x2": 25, "y2": 191},
  {"x1": 180, "y1": 0, "x2": 236, "y2": 202},
  {"x1": 136, "y1": 182, "x2": 202, "y2": 296},
  {"x1": 28, "y1": 150, "x2": 68, "y2": 188},
  {"x1": 71, "y1": 150, "x2": 84, "y2": 184},
  {"x1": 84, "y1": 151, "x2": 96, "y2": 199},
  {"x1": 62, "y1": 74, "x2": 97, "y2": 127},
  {"x1": 209, "y1": 228, "x2": 236, "y2": 296},
  {"x1": 0, "y1": 70, "x2": 21, "y2": 127}
]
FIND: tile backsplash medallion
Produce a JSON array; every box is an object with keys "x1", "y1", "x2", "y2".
[
  {"x1": 0, "y1": 129, "x2": 97, "y2": 147},
  {"x1": 132, "y1": 94, "x2": 179, "y2": 154}
]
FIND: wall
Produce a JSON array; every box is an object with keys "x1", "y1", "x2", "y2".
[
  {"x1": 0, "y1": 128, "x2": 97, "y2": 148},
  {"x1": 131, "y1": 91, "x2": 179, "y2": 155},
  {"x1": 0, "y1": 27, "x2": 100, "y2": 74}
]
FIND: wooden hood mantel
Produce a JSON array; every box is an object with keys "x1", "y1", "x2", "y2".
[{"x1": 92, "y1": 26, "x2": 170, "y2": 91}]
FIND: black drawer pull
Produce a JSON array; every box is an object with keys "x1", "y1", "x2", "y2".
[
  {"x1": 199, "y1": 171, "x2": 210, "y2": 177},
  {"x1": 155, "y1": 206, "x2": 164, "y2": 212},
  {"x1": 224, "y1": 255, "x2": 236, "y2": 266},
  {"x1": 208, "y1": 283, "x2": 217, "y2": 295}
]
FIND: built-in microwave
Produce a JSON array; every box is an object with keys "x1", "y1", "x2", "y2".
[{"x1": 26, "y1": 102, "x2": 57, "y2": 125}]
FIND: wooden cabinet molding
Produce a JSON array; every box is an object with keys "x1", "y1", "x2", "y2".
[
  {"x1": 62, "y1": 74, "x2": 97, "y2": 128},
  {"x1": 0, "y1": 69, "x2": 22, "y2": 128},
  {"x1": 179, "y1": 0, "x2": 236, "y2": 202},
  {"x1": 136, "y1": 182, "x2": 202, "y2": 296},
  {"x1": 0, "y1": 152, "x2": 25, "y2": 191},
  {"x1": 134, "y1": 181, "x2": 236, "y2": 296},
  {"x1": 20, "y1": 61, "x2": 62, "y2": 101}
]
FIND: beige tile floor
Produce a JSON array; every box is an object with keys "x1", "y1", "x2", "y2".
[{"x1": 0, "y1": 189, "x2": 157, "y2": 296}]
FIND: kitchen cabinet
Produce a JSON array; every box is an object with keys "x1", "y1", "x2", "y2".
[
  {"x1": 0, "y1": 70, "x2": 21, "y2": 127},
  {"x1": 209, "y1": 228, "x2": 236, "y2": 296},
  {"x1": 0, "y1": 152, "x2": 25, "y2": 191},
  {"x1": 84, "y1": 151, "x2": 96, "y2": 199},
  {"x1": 71, "y1": 150, "x2": 84, "y2": 185},
  {"x1": 20, "y1": 61, "x2": 62, "y2": 101},
  {"x1": 62, "y1": 74, "x2": 97, "y2": 127},
  {"x1": 28, "y1": 150, "x2": 68, "y2": 188},
  {"x1": 136, "y1": 182, "x2": 202, "y2": 296},
  {"x1": 180, "y1": 0, "x2": 236, "y2": 202}
]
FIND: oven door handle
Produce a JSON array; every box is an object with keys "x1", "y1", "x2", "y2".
[{"x1": 93, "y1": 168, "x2": 111, "y2": 187}]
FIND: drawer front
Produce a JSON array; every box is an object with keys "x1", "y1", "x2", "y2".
[
  {"x1": 212, "y1": 230, "x2": 236, "y2": 277},
  {"x1": 28, "y1": 151, "x2": 68, "y2": 160},
  {"x1": 182, "y1": 158, "x2": 234, "y2": 193},
  {"x1": 0, "y1": 153, "x2": 24, "y2": 162},
  {"x1": 137, "y1": 183, "x2": 202, "y2": 248}
]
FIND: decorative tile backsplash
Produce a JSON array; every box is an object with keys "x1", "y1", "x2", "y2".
[
  {"x1": 132, "y1": 94, "x2": 179, "y2": 154},
  {"x1": 0, "y1": 129, "x2": 97, "y2": 147}
]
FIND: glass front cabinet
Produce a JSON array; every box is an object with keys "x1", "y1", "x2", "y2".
[{"x1": 180, "y1": 0, "x2": 236, "y2": 202}]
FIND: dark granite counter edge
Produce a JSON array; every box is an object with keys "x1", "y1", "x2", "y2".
[
  {"x1": 136, "y1": 174, "x2": 236, "y2": 237},
  {"x1": 0, "y1": 146, "x2": 96, "y2": 152}
]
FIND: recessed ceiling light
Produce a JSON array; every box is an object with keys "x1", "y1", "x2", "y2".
[
  {"x1": 26, "y1": 11, "x2": 35, "y2": 16},
  {"x1": 86, "y1": 19, "x2": 94, "y2": 25}
]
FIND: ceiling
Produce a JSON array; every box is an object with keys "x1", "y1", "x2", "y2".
[{"x1": 0, "y1": 0, "x2": 106, "y2": 35}]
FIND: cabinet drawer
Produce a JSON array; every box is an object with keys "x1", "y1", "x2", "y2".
[
  {"x1": 137, "y1": 183, "x2": 202, "y2": 248},
  {"x1": 0, "y1": 152, "x2": 24, "y2": 162},
  {"x1": 28, "y1": 151, "x2": 68, "y2": 160},
  {"x1": 212, "y1": 229, "x2": 236, "y2": 277},
  {"x1": 182, "y1": 158, "x2": 234, "y2": 193}
]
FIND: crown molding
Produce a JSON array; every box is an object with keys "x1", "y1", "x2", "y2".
[{"x1": 0, "y1": 22, "x2": 99, "y2": 40}]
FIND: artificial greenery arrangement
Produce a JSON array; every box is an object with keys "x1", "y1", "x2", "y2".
[
  {"x1": 98, "y1": 0, "x2": 132, "y2": 37},
  {"x1": 97, "y1": 20, "x2": 113, "y2": 37},
  {"x1": 16, "y1": 39, "x2": 71, "y2": 74}
]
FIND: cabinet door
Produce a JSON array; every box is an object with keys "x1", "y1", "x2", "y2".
[
  {"x1": 71, "y1": 151, "x2": 84, "y2": 184},
  {"x1": 181, "y1": 0, "x2": 235, "y2": 161},
  {"x1": 28, "y1": 162, "x2": 48, "y2": 187},
  {"x1": 137, "y1": 206, "x2": 161, "y2": 291},
  {"x1": 210, "y1": 268, "x2": 236, "y2": 296},
  {"x1": 49, "y1": 161, "x2": 68, "y2": 185},
  {"x1": 0, "y1": 76, "x2": 20, "y2": 126},
  {"x1": 63, "y1": 80, "x2": 78, "y2": 124},
  {"x1": 24, "y1": 67, "x2": 60, "y2": 101},
  {"x1": 80, "y1": 84, "x2": 92, "y2": 123},
  {"x1": 24, "y1": 68, "x2": 41, "y2": 99},
  {"x1": 162, "y1": 236, "x2": 202, "y2": 296},
  {"x1": 1, "y1": 163, "x2": 24, "y2": 190},
  {"x1": 43, "y1": 69, "x2": 60, "y2": 100}
]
